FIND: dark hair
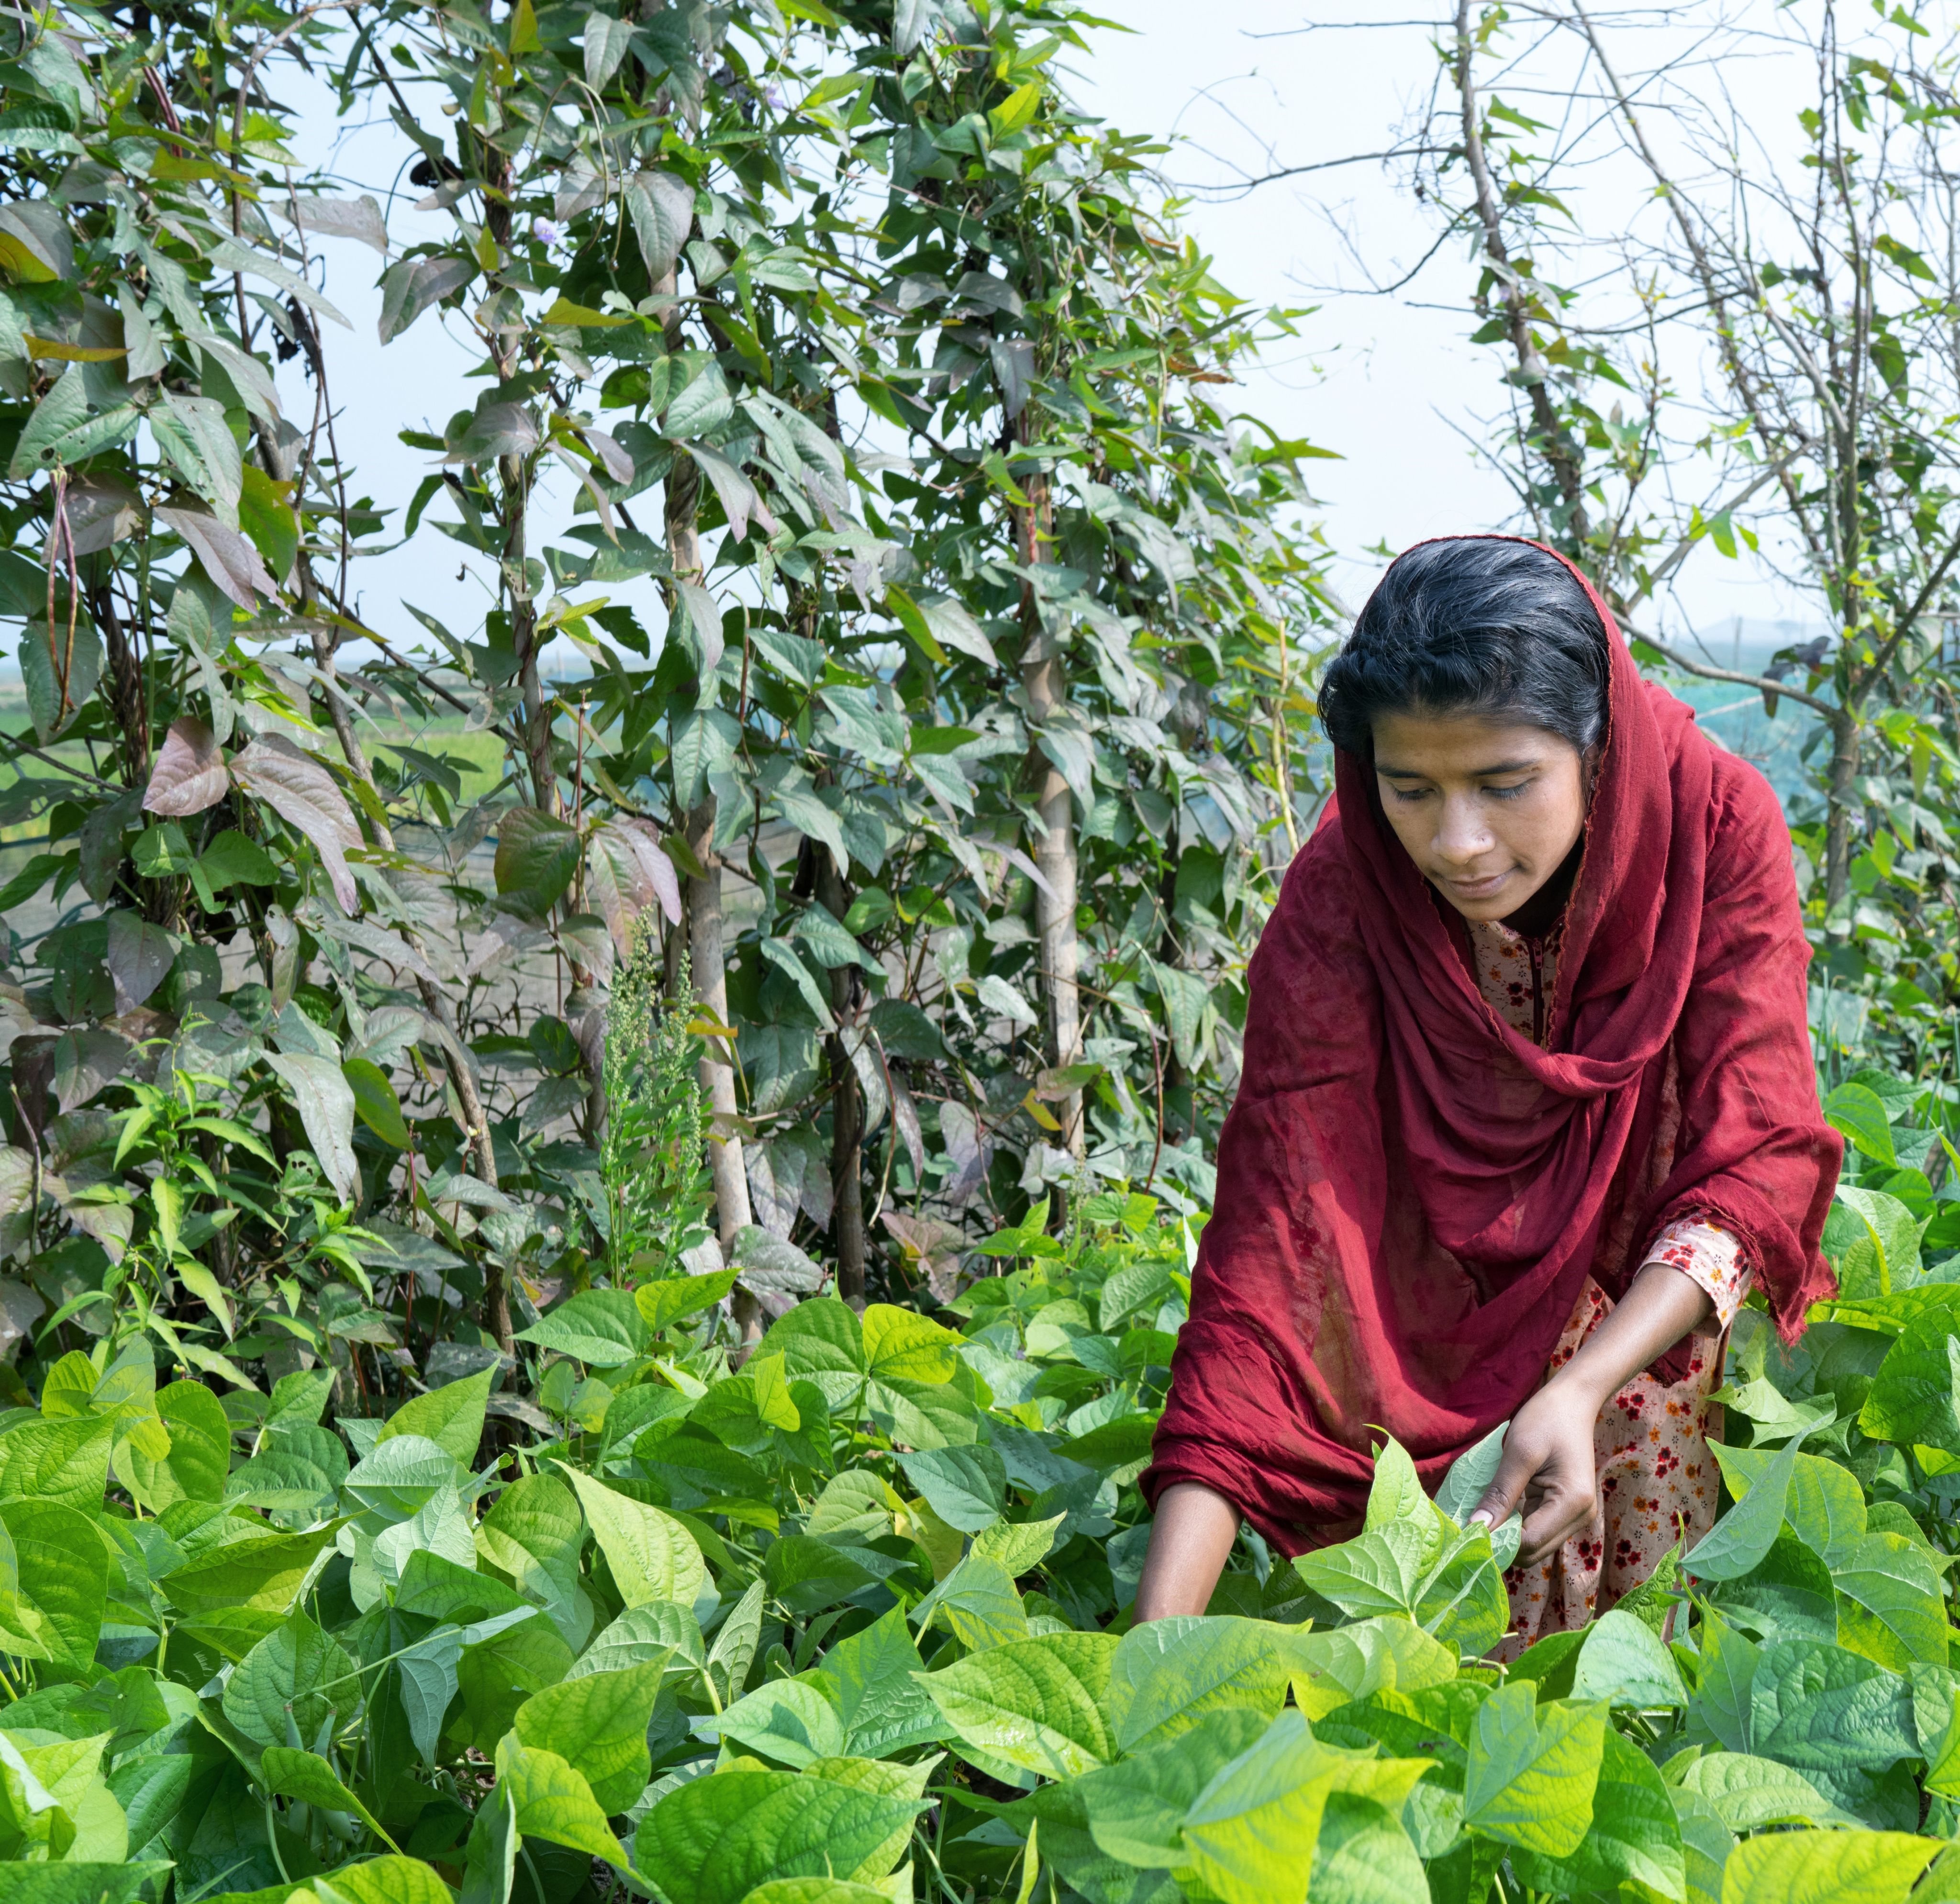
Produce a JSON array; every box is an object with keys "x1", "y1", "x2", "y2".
[{"x1": 1318, "y1": 540, "x2": 1610, "y2": 758}]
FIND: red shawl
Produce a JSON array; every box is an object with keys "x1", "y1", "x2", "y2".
[{"x1": 1144, "y1": 539, "x2": 1841, "y2": 1551}]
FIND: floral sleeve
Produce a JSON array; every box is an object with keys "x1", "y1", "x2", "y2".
[{"x1": 1642, "y1": 1216, "x2": 1755, "y2": 1332}]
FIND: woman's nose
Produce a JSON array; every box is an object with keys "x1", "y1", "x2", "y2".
[{"x1": 1435, "y1": 795, "x2": 1493, "y2": 864}]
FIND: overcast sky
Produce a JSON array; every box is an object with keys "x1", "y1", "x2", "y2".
[{"x1": 13, "y1": 1, "x2": 1845, "y2": 683}]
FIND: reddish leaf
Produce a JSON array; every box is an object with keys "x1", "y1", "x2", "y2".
[
  {"x1": 494, "y1": 807, "x2": 580, "y2": 918},
  {"x1": 156, "y1": 505, "x2": 277, "y2": 610},
  {"x1": 585, "y1": 816, "x2": 683, "y2": 957},
  {"x1": 106, "y1": 911, "x2": 175, "y2": 1013},
  {"x1": 143, "y1": 716, "x2": 229, "y2": 816},
  {"x1": 230, "y1": 735, "x2": 363, "y2": 913}
]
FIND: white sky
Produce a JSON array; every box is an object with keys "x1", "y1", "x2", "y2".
[{"x1": 14, "y1": 0, "x2": 1862, "y2": 683}]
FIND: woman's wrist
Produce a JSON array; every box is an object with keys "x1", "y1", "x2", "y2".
[{"x1": 1547, "y1": 1261, "x2": 1714, "y2": 1414}]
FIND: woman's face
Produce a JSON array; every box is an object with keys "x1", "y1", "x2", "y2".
[{"x1": 1370, "y1": 708, "x2": 1590, "y2": 924}]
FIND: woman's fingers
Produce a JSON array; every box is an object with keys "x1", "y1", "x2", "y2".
[
  {"x1": 1518, "y1": 1472, "x2": 1597, "y2": 1565},
  {"x1": 1467, "y1": 1434, "x2": 1540, "y2": 1532}
]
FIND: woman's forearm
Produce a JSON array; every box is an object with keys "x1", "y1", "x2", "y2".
[
  {"x1": 1549, "y1": 1259, "x2": 1714, "y2": 1410},
  {"x1": 1133, "y1": 1481, "x2": 1240, "y2": 1622}
]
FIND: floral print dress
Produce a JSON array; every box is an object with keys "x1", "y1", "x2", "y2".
[{"x1": 1466, "y1": 918, "x2": 1753, "y2": 1657}]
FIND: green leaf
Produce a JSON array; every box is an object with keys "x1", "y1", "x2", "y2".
[
  {"x1": 493, "y1": 807, "x2": 582, "y2": 916},
  {"x1": 1105, "y1": 1615, "x2": 1293, "y2": 1755},
  {"x1": 897, "y1": 1445, "x2": 1006, "y2": 1535},
  {"x1": 161, "y1": 1522, "x2": 342, "y2": 1615},
  {"x1": 913, "y1": 1550, "x2": 1029, "y2": 1652},
  {"x1": 1507, "y1": 1728, "x2": 1684, "y2": 1900},
  {"x1": 1308, "y1": 1790, "x2": 1430, "y2": 1904},
  {"x1": 0, "y1": 1869, "x2": 173, "y2": 1904},
  {"x1": 1675, "y1": 1752, "x2": 1844, "y2": 1830},
  {"x1": 1832, "y1": 1531, "x2": 1948, "y2": 1669},
  {"x1": 260, "y1": 1748, "x2": 397, "y2": 1849},
  {"x1": 126, "y1": 1379, "x2": 231, "y2": 1510},
  {"x1": 811, "y1": 1606, "x2": 945, "y2": 1759},
  {"x1": 1718, "y1": 1829, "x2": 1936, "y2": 1904},
  {"x1": 1828, "y1": 1185, "x2": 1922, "y2": 1297},
  {"x1": 1860, "y1": 1310, "x2": 1960, "y2": 1450},
  {"x1": 223, "y1": 1611, "x2": 359, "y2": 1749},
  {"x1": 491, "y1": 1733, "x2": 630, "y2": 1871},
  {"x1": 517, "y1": 1291, "x2": 650, "y2": 1367},
  {"x1": 1570, "y1": 1607, "x2": 1687, "y2": 1706},
  {"x1": 1433, "y1": 1420, "x2": 1508, "y2": 1525},
  {"x1": 704, "y1": 1677, "x2": 846, "y2": 1768},
  {"x1": 1748, "y1": 1638, "x2": 1916, "y2": 1770},
  {"x1": 0, "y1": 1414, "x2": 114, "y2": 1512},
  {"x1": 759, "y1": 1297, "x2": 866, "y2": 1392},
  {"x1": 557, "y1": 1464, "x2": 707, "y2": 1606},
  {"x1": 921, "y1": 1632, "x2": 1120, "y2": 1779},
  {"x1": 380, "y1": 1366, "x2": 494, "y2": 1465},
  {"x1": 1075, "y1": 1709, "x2": 1274, "y2": 1869},
  {"x1": 308, "y1": 1857, "x2": 457, "y2": 1904},
  {"x1": 635, "y1": 1269, "x2": 737, "y2": 1334},
  {"x1": 1686, "y1": 1429, "x2": 1807, "y2": 1580},
  {"x1": 1461, "y1": 1685, "x2": 1606, "y2": 1857},
  {"x1": 513, "y1": 1661, "x2": 665, "y2": 1811},
  {"x1": 1824, "y1": 1082, "x2": 1897, "y2": 1166},
  {"x1": 1282, "y1": 1616, "x2": 1457, "y2": 1719},
  {"x1": 632, "y1": 1766, "x2": 924, "y2": 1904},
  {"x1": 1363, "y1": 1436, "x2": 1439, "y2": 1547},
  {"x1": 862, "y1": 1303, "x2": 960, "y2": 1382},
  {"x1": 198, "y1": 828, "x2": 279, "y2": 890},
  {"x1": 1179, "y1": 1710, "x2": 1428, "y2": 1904},
  {"x1": 0, "y1": 1501, "x2": 103, "y2": 1671},
  {"x1": 343, "y1": 1058, "x2": 411, "y2": 1150}
]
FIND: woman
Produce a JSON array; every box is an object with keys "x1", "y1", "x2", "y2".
[{"x1": 1135, "y1": 536, "x2": 1840, "y2": 1649}]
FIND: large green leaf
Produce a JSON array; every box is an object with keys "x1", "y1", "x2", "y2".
[
  {"x1": 921, "y1": 1632, "x2": 1119, "y2": 1779},
  {"x1": 1826, "y1": 1186, "x2": 1922, "y2": 1299},
  {"x1": 1306, "y1": 1791, "x2": 1430, "y2": 1904},
  {"x1": 517, "y1": 1292, "x2": 650, "y2": 1368},
  {"x1": 512, "y1": 1662, "x2": 666, "y2": 1812},
  {"x1": 1675, "y1": 1752, "x2": 1845, "y2": 1830},
  {"x1": 1747, "y1": 1639, "x2": 1916, "y2": 1771},
  {"x1": 1860, "y1": 1310, "x2": 1960, "y2": 1451},
  {"x1": 126, "y1": 1380, "x2": 231, "y2": 1510},
  {"x1": 1177, "y1": 1711, "x2": 1428, "y2": 1904},
  {"x1": 1570, "y1": 1607, "x2": 1687, "y2": 1707},
  {"x1": 379, "y1": 1366, "x2": 495, "y2": 1464},
  {"x1": 1718, "y1": 1829, "x2": 1936, "y2": 1904},
  {"x1": 896, "y1": 1445, "x2": 1006, "y2": 1534},
  {"x1": 1282, "y1": 1616, "x2": 1457, "y2": 1719},
  {"x1": 702, "y1": 1678, "x2": 846, "y2": 1768},
  {"x1": 492, "y1": 1734, "x2": 630, "y2": 1870},
  {"x1": 1686, "y1": 1430, "x2": 1807, "y2": 1580},
  {"x1": 1507, "y1": 1727, "x2": 1684, "y2": 1900},
  {"x1": 631, "y1": 1766, "x2": 925, "y2": 1904},
  {"x1": 1832, "y1": 1531, "x2": 1948, "y2": 1669},
  {"x1": 162, "y1": 1522, "x2": 342, "y2": 1615},
  {"x1": 810, "y1": 1606, "x2": 945, "y2": 1759},
  {"x1": 1105, "y1": 1616, "x2": 1293, "y2": 1755},
  {"x1": 223, "y1": 1611, "x2": 359, "y2": 1749},
  {"x1": 1461, "y1": 1686, "x2": 1606, "y2": 1858},
  {"x1": 0, "y1": 1415, "x2": 114, "y2": 1513},
  {"x1": 1075, "y1": 1710, "x2": 1276, "y2": 1870},
  {"x1": 0, "y1": 1501, "x2": 106, "y2": 1673},
  {"x1": 493, "y1": 807, "x2": 581, "y2": 916},
  {"x1": 557, "y1": 1465, "x2": 706, "y2": 1607}
]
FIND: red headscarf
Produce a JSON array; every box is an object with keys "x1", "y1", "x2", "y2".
[{"x1": 1144, "y1": 538, "x2": 1841, "y2": 1551}]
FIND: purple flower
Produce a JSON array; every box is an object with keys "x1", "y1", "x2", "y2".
[{"x1": 532, "y1": 215, "x2": 568, "y2": 250}]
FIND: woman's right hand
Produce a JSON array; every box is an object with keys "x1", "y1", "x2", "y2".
[{"x1": 1132, "y1": 1482, "x2": 1241, "y2": 1622}]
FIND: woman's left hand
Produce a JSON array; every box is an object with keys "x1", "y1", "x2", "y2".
[
  {"x1": 1468, "y1": 1376, "x2": 1602, "y2": 1566},
  {"x1": 1466, "y1": 1260, "x2": 1715, "y2": 1568}
]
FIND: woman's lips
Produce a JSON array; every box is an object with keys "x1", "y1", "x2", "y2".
[{"x1": 1445, "y1": 869, "x2": 1511, "y2": 899}]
